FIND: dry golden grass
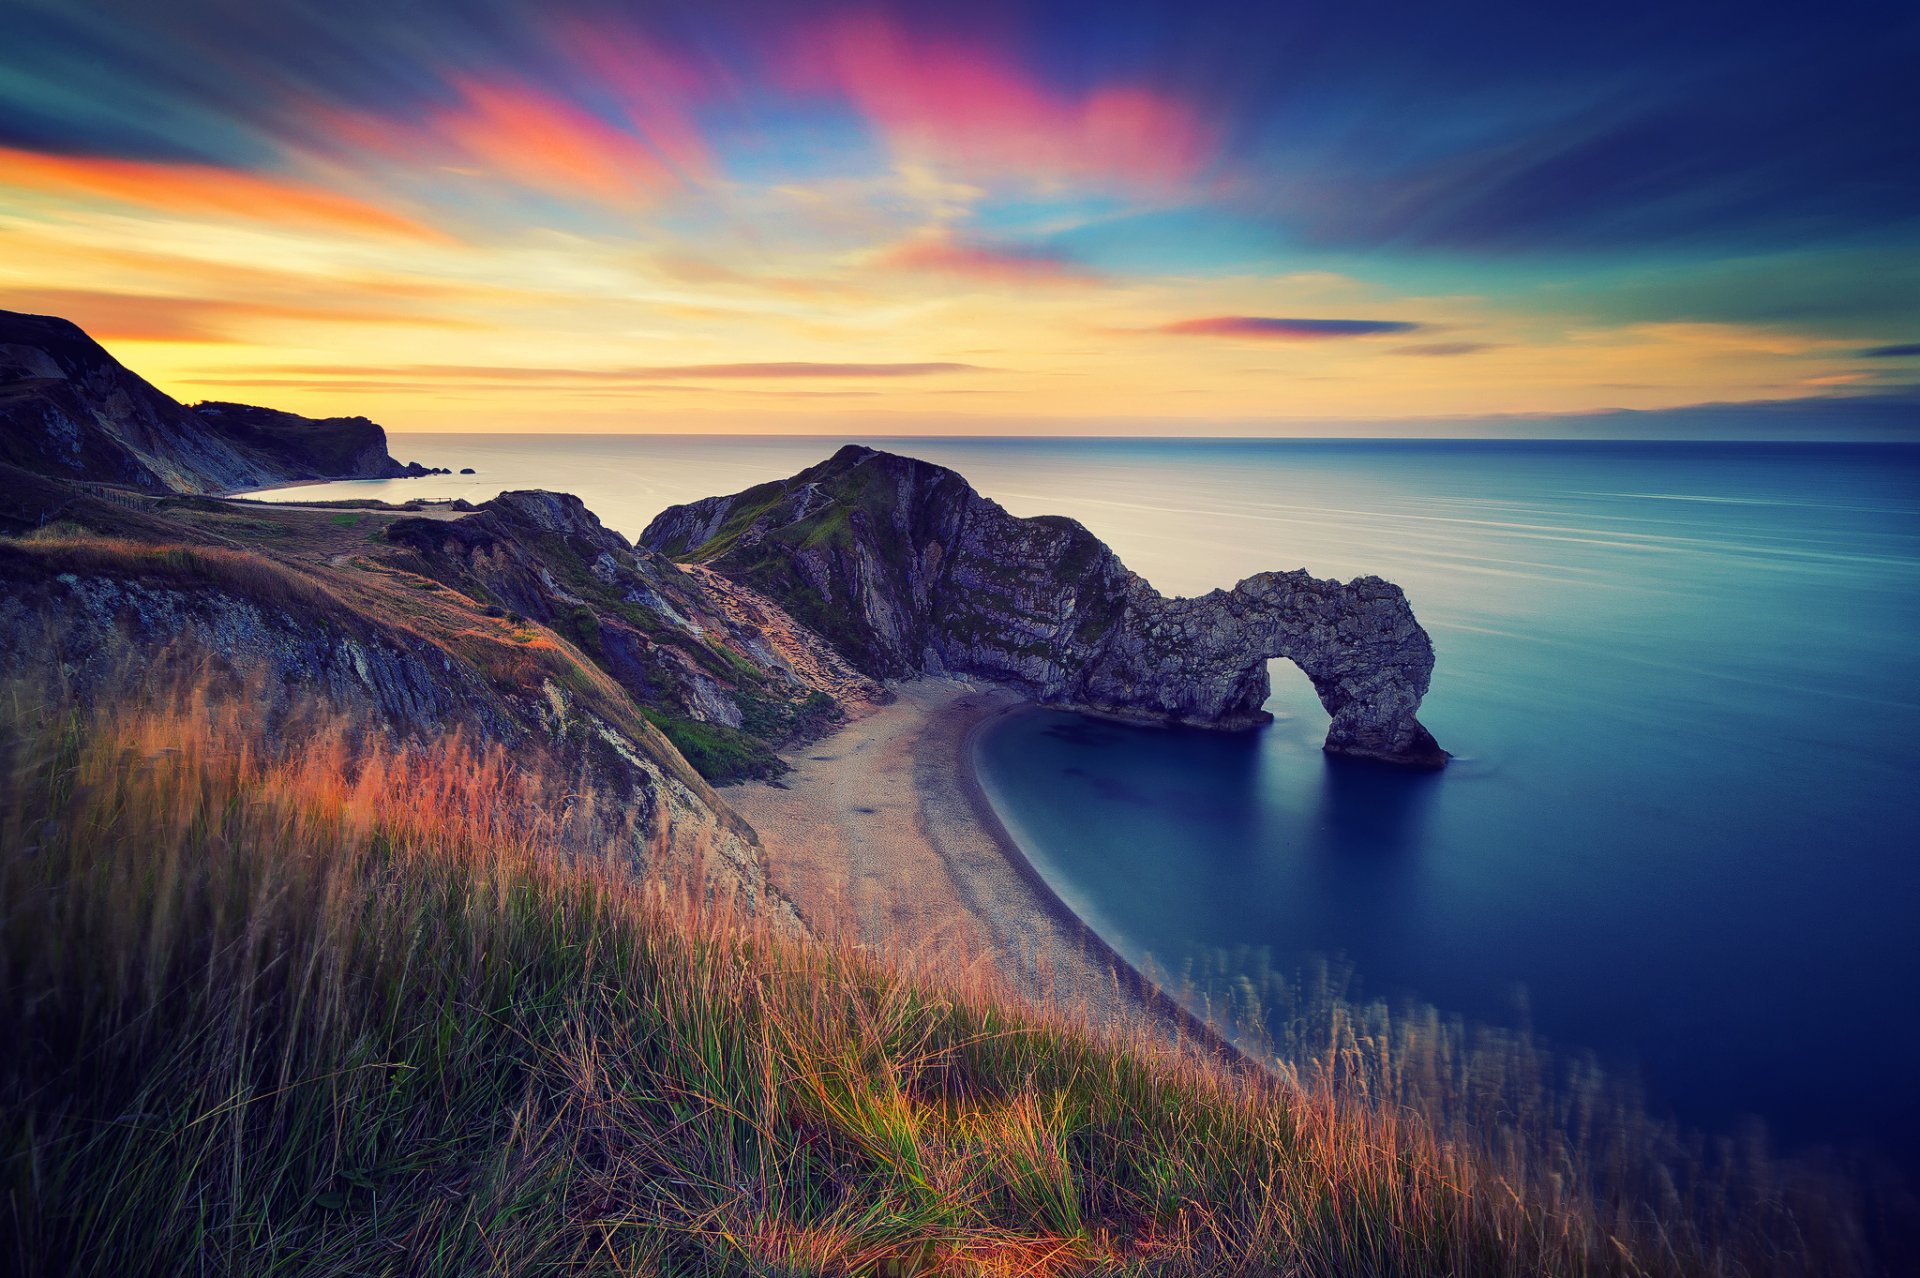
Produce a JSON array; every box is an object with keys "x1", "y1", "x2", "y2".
[{"x1": 0, "y1": 680, "x2": 1894, "y2": 1276}]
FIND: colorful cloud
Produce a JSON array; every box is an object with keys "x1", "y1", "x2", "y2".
[
  {"x1": 314, "y1": 77, "x2": 691, "y2": 207},
  {"x1": 778, "y1": 11, "x2": 1218, "y2": 192},
  {"x1": 0, "y1": 1, "x2": 1911, "y2": 434},
  {"x1": 1157, "y1": 317, "x2": 1424, "y2": 340},
  {"x1": 876, "y1": 231, "x2": 1097, "y2": 285},
  {"x1": 0, "y1": 288, "x2": 482, "y2": 343},
  {"x1": 0, "y1": 146, "x2": 440, "y2": 240}
]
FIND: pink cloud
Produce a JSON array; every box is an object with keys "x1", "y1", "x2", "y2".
[
  {"x1": 547, "y1": 21, "x2": 719, "y2": 180},
  {"x1": 877, "y1": 230, "x2": 1098, "y2": 285},
  {"x1": 779, "y1": 12, "x2": 1218, "y2": 191}
]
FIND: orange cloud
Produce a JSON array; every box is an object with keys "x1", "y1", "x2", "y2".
[
  {"x1": 232, "y1": 361, "x2": 986, "y2": 383},
  {"x1": 781, "y1": 13, "x2": 1217, "y2": 191},
  {"x1": 320, "y1": 75, "x2": 689, "y2": 206},
  {"x1": 0, "y1": 146, "x2": 442, "y2": 240},
  {"x1": 0, "y1": 288, "x2": 483, "y2": 343}
]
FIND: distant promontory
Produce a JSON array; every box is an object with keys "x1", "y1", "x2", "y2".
[{"x1": 0, "y1": 308, "x2": 438, "y2": 493}]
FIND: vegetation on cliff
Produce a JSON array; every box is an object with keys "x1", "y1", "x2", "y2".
[
  {"x1": 0, "y1": 684, "x2": 1884, "y2": 1277},
  {"x1": 0, "y1": 465, "x2": 868, "y2": 785}
]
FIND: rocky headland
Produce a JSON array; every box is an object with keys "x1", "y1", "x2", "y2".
[{"x1": 643, "y1": 444, "x2": 1447, "y2": 767}]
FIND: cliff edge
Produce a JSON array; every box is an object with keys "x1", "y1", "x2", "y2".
[{"x1": 642, "y1": 444, "x2": 1447, "y2": 767}]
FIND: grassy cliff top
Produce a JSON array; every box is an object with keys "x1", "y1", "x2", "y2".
[{"x1": 0, "y1": 684, "x2": 1879, "y2": 1277}]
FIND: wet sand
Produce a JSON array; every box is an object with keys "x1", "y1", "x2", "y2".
[{"x1": 730, "y1": 677, "x2": 1240, "y2": 1061}]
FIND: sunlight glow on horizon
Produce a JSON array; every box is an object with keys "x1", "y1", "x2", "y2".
[{"x1": 2, "y1": 1, "x2": 1914, "y2": 436}]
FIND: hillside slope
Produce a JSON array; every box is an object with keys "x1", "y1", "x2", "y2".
[
  {"x1": 0, "y1": 469, "x2": 788, "y2": 915},
  {"x1": 0, "y1": 682, "x2": 1870, "y2": 1277},
  {"x1": 384, "y1": 488, "x2": 882, "y2": 779}
]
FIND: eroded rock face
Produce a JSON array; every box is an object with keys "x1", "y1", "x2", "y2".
[
  {"x1": 644, "y1": 445, "x2": 1447, "y2": 767},
  {"x1": 384, "y1": 489, "x2": 884, "y2": 781},
  {"x1": 0, "y1": 541, "x2": 790, "y2": 920}
]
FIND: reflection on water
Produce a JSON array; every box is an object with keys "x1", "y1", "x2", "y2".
[{"x1": 1315, "y1": 756, "x2": 1441, "y2": 857}]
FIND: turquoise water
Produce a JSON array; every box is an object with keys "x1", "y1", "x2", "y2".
[{"x1": 266, "y1": 436, "x2": 1920, "y2": 1164}]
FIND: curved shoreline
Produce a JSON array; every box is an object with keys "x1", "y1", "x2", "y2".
[
  {"x1": 728, "y1": 677, "x2": 1253, "y2": 1072},
  {"x1": 954, "y1": 699, "x2": 1256, "y2": 1072}
]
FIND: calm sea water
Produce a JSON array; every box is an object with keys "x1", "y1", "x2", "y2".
[{"x1": 264, "y1": 436, "x2": 1920, "y2": 1163}]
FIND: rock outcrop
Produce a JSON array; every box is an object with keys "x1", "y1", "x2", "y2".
[
  {"x1": 384, "y1": 489, "x2": 882, "y2": 780},
  {"x1": 0, "y1": 309, "x2": 431, "y2": 492},
  {"x1": 0, "y1": 497, "x2": 791, "y2": 921},
  {"x1": 643, "y1": 445, "x2": 1447, "y2": 767}
]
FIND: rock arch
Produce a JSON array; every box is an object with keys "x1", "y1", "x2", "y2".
[{"x1": 643, "y1": 445, "x2": 1447, "y2": 768}]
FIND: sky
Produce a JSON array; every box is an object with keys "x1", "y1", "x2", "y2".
[{"x1": 2, "y1": 0, "x2": 1917, "y2": 436}]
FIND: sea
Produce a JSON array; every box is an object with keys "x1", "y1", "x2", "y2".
[{"x1": 257, "y1": 434, "x2": 1920, "y2": 1167}]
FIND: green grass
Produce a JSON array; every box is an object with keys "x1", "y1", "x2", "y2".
[
  {"x1": 0, "y1": 686, "x2": 1886, "y2": 1276},
  {"x1": 640, "y1": 707, "x2": 785, "y2": 783}
]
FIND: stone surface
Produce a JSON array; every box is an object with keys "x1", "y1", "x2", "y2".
[
  {"x1": 384, "y1": 489, "x2": 883, "y2": 780},
  {"x1": 0, "y1": 309, "x2": 428, "y2": 492},
  {"x1": 644, "y1": 445, "x2": 1447, "y2": 767}
]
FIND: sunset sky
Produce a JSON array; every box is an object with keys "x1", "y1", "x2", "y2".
[{"x1": 2, "y1": 0, "x2": 1916, "y2": 435}]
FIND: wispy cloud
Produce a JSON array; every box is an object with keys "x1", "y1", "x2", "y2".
[
  {"x1": 1156, "y1": 316, "x2": 1423, "y2": 340},
  {"x1": 875, "y1": 230, "x2": 1097, "y2": 285},
  {"x1": 0, "y1": 288, "x2": 483, "y2": 343},
  {"x1": 1393, "y1": 342, "x2": 1497, "y2": 357},
  {"x1": 0, "y1": 146, "x2": 442, "y2": 241},
  {"x1": 315, "y1": 75, "x2": 697, "y2": 207},
  {"x1": 777, "y1": 11, "x2": 1218, "y2": 193},
  {"x1": 1859, "y1": 342, "x2": 1920, "y2": 358},
  {"x1": 242, "y1": 361, "x2": 987, "y2": 383}
]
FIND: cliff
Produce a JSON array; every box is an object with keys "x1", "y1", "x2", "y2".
[
  {"x1": 0, "y1": 472, "x2": 794, "y2": 919},
  {"x1": 0, "y1": 309, "x2": 432, "y2": 492},
  {"x1": 642, "y1": 444, "x2": 1447, "y2": 767},
  {"x1": 383, "y1": 489, "x2": 881, "y2": 780}
]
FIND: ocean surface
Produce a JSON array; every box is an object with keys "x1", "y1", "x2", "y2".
[{"x1": 262, "y1": 435, "x2": 1920, "y2": 1165}]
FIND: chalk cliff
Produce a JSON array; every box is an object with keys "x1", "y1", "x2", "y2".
[{"x1": 643, "y1": 445, "x2": 1446, "y2": 767}]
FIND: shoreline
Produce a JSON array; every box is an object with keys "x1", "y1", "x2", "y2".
[
  {"x1": 729, "y1": 677, "x2": 1250, "y2": 1069},
  {"x1": 953, "y1": 698, "x2": 1254, "y2": 1069}
]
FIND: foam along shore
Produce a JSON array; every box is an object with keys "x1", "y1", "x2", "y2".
[{"x1": 728, "y1": 676, "x2": 1240, "y2": 1062}]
